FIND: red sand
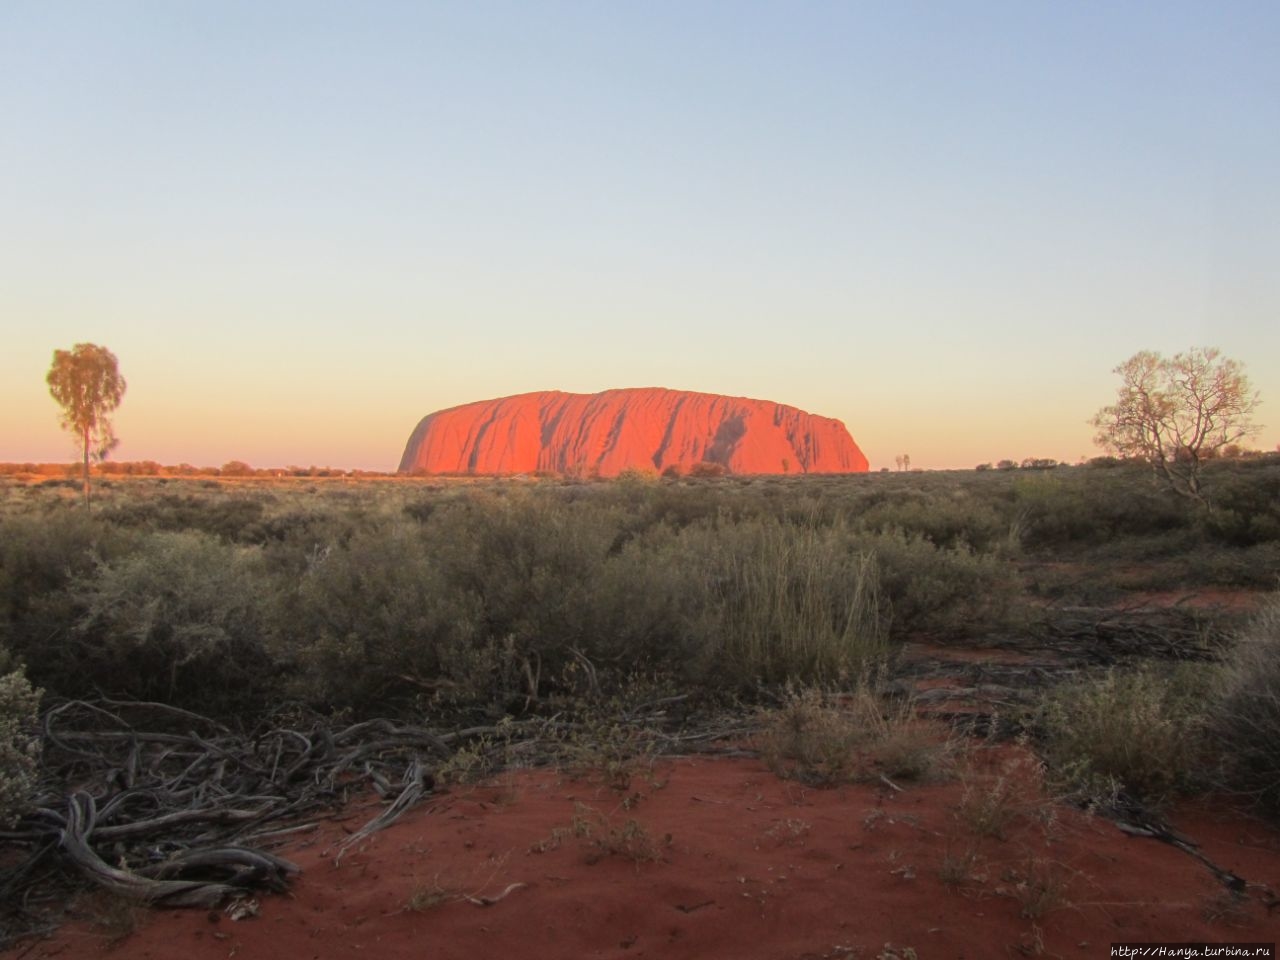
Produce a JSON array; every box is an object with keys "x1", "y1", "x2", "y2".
[
  {"x1": 397, "y1": 388, "x2": 869, "y2": 476},
  {"x1": 20, "y1": 751, "x2": 1279, "y2": 959},
  {"x1": 1120, "y1": 588, "x2": 1269, "y2": 614}
]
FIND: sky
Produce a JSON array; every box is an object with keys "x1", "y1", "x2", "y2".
[{"x1": 2, "y1": 1, "x2": 1277, "y2": 472}]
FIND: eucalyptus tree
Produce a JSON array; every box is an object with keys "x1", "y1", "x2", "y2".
[
  {"x1": 1092, "y1": 347, "x2": 1259, "y2": 504},
  {"x1": 46, "y1": 343, "x2": 126, "y2": 508}
]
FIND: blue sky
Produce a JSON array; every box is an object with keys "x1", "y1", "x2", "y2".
[{"x1": 2, "y1": 1, "x2": 1277, "y2": 470}]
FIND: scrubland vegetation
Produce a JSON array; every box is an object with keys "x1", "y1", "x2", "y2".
[
  {"x1": 2, "y1": 458, "x2": 1280, "y2": 935},
  {"x1": 0, "y1": 466, "x2": 1030, "y2": 719},
  {"x1": 2, "y1": 457, "x2": 1278, "y2": 728}
]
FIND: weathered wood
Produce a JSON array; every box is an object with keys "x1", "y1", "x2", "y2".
[
  {"x1": 3, "y1": 694, "x2": 738, "y2": 949},
  {"x1": 57, "y1": 794, "x2": 251, "y2": 907}
]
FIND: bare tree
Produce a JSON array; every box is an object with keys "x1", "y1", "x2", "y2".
[
  {"x1": 46, "y1": 343, "x2": 126, "y2": 509},
  {"x1": 1091, "y1": 347, "x2": 1260, "y2": 503}
]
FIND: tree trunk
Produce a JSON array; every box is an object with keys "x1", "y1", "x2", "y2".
[{"x1": 82, "y1": 424, "x2": 91, "y2": 510}]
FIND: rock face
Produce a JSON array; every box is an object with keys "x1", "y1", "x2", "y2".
[{"x1": 398, "y1": 388, "x2": 868, "y2": 476}]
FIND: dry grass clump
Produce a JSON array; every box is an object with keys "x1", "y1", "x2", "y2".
[
  {"x1": 556, "y1": 716, "x2": 656, "y2": 792},
  {"x1": 756, "y1": 685, "x2": 953, "y2": 787},
  {"x1": 700, "y1": 519, "x2": 888, "y2": 687},
  {"x1": 532, "y1": 803, "x2": 668, "y2": 865},
  {"x1": 573, "y1": 803, "x2": 668, "y2": 864},
  {"x1": 1004, "y1": 857, "x2": 1077, "y2": 920},
  {"x1": 1210, "y1": 592, "x2": 1280, "y2": 815},
  {"x1": 956, "y1": 751, "x2": 1047, "y2": 840},
  {"x1": 937, "y1": 844, "x2": 982, "y2": 887},
  {"x1": 75, "y1": 889, "x2": 144, "y2": 944},
  {"x1": 403, "y1": 853, "x2": 516, "y2": 912},
  {"x1": 405, "y1": 874, "x2": 456, "y2": 913}
]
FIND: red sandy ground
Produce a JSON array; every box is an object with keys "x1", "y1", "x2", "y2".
[{"x1": 16, "y1": 748, "x2": 1279, "y2": 960}]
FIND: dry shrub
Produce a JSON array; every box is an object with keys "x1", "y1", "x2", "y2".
[
  {"x1": 956, "y1": 751, "x2": 1046, "y2": 840},
  {"x1": 1211, "y1": 592, "x2": 1280, "y2": 815},
  {"x1": 75, "y1": 889, "x2": 144, "y2": 945},
  {"x1": 405, "y1": 875, "x2": 455, "y2": 913},
  {"x1": 756, "y1": 685, "x2": 952, "y2": 787},
  {"x1": 570, "y1": 802, "x2": 667, "y2": 865},
  {"x1": 557, "y1": 716, "x2": 655, "y2": 792},
  {"x1": 1004, "y1": 857, "x2": 1076, "y2": 920},
  {"x1": 937, "y1": 844, "x2": 982, "y2": 887}
]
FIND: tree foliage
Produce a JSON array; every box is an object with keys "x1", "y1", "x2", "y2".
[
  {"x1": 46, "y1": 343, "x2": 126, "y2": 508},
  {"x1": 1092, "y1": 347, "x2": 1260, "y2": 503}
]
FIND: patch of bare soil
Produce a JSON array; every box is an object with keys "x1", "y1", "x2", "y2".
[
  {"x1": 1116, "y1": 587, "x2": 1268, "y2": 615},
  {"x1": 14, "y1": 752, "x2": 1278, "y2": 960}
]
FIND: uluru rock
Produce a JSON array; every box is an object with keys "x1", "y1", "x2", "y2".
[{"x1": 398, "y1": 388, "x2": 868, "y2": 476}]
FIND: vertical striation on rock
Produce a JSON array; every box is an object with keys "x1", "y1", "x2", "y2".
[{"x1": 398, "y1": 388, "x2": 868, "y2": 476}]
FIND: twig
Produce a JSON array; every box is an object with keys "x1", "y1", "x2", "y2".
[{"x1": 464, "y1": 882, "x2": 526, "y2": 906}]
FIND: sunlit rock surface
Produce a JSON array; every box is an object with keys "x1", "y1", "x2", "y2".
[{"x1": 398, "y1": 388, "x2": 868, "y2": 476}]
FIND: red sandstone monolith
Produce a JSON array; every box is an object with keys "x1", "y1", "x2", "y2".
[{"x1": 398, "y1": 388, "x2": 867, "y2": 476}]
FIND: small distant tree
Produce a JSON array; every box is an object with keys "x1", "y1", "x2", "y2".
[
  {"x1": 1091, "y1": 347, "x2": 1260, "y2": 504},
  {"x1": 688, "y1": 461, "x2": 727, "y2": 479},
  {"x1": 220, "y1": 460, "x2": 253, "y2": 477},
  {"x1": 46, "y1": 343, "x2": 126, "y2": 509}
]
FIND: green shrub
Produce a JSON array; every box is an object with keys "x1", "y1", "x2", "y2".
[
  {"x1": 856, "y1": 492, "x2": 1008, "y2": 552},
  {"x1": 424, "y1": 490, "x2": 625, "y2": 689},
  {"x1": 1013, "y1": 471, "x2": 1189, "y2": 548},
  {"x1": 1179, "y1": 541, "x2": 1280, "y2": 589},
  {"x1": 273, "y1": 517, "x2": 486, "y2": 713},
  {"x1": 857, "y1": 529, "x2": 1020, "y2": 637},
  {"x1": 1199, "y1": 468, "x2": 1280, "y2": 546},
  {"x1": 1211, "y1": 593, "x2": 1280, "y2": 815},
  {"x1": 99, "y1": 491, "x2": 270, "y2": 542},
  {"x1": 0, "y1": 510, "x2": 137, "y2": 691},
  {"x1": 615, "y1": 466, "x2": 659, "y2": 485},
  {"x1": 687, "y1": 462, "x2": 727, "y2": 479},
  {"x1": 1034, "y1": 664, "x2": 1210, "y2": 805},
  {"x1": 573, "y1": 522, "x2": 707, "y2": 677},
  {"x1": 0, "y1": 657, "x2": 41, "y2": 826},
  {"x1": 67, "y1": 530, "x2": 274, "y2": 715}
]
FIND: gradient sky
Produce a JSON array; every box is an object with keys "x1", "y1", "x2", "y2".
[{"x1": 3, "y1": 1, "x2": 1277, "y2": 471}]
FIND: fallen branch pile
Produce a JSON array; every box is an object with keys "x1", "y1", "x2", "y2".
[
  {"x1": 1039, "y1": 606, "x2": 1225, "y2": 663},
  {"x1": 0, "y1": 695, "x2": 745, "y2": 947}
]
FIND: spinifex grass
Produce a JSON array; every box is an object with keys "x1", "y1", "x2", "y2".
[{"x1": 708, "y1": 517, "x2": 887, "y2": 687}]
